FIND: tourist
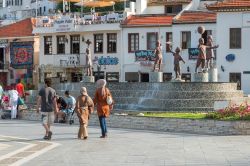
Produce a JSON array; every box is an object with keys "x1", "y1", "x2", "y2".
[
  {"x1": 75, "y1": 87, "x2": 94, "y2": 140},
  {"x1": 153, "y1": 40, "x2": 163, "y2": 72},
  {"x1": 16, "y1": 79, "x2": 25, "y2": 100},
  {"x1": 8, "y1": 86, "x2": 19, "y2": 119},
  {"x1": 93, "y1": 79, "x2": 114, "y2": 138},
  {"x1": 54, "y1": 95, "x2": 67, "y2": 123},
  {"x1": 172, "y1": 47, "x2": 185, "y2": 79},
  {"x1": 36, "y1": 78, "x2": 58, "y2": 140},
  {"x1": 62, "y1": 90, "x2": 76, "y2": 123},
  {"x1": 195, "y1": 38, "x2": 218, "y2": 73}
]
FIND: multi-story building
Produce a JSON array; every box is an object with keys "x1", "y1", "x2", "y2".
[{"x1": 207, "y1": 0, "x2": 250, "y2": 94}]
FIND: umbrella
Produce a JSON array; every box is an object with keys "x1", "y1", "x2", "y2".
[{"x1": 75, "y1": 0, "x2": 115, "y2": 8}]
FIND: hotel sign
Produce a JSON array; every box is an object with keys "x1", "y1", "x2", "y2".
[
  {"x1": 54, "y1": 19, "x2": 74, "y2": 32},
  {"x1": 243, "y1": 13, "x2": 250, "y2": 27}
]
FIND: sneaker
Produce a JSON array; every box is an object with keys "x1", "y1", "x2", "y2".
[{"x1": 48, "y1": 131, "x2": 53, "y2": 140}]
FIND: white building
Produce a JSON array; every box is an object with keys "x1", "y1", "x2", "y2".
[
  {"x1": 0, "y1": 0, "x2": 55, "y2": 20},
  {"x1": 208, "y1": 0, "x2": 250, "y2": 93}
]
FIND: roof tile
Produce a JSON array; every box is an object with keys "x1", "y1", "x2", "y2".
[
  {"x1": 174, "y1": 11, "x2": 216, "y2": 24},
  {"x1": 207, "y1": 0, "x2": 250, "y2": 11}
]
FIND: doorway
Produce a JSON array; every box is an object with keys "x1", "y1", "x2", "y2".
[
  {"x1": 229, "y1": 73, "x2": 241, "y2": 90},
  {"x1": 140, "y1": 73, "x2": 149, "y2": 82}
]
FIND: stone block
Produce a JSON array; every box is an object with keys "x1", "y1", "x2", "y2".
[
  {"x1": 149, "y1": 72, "x2": 163, "y2": 82},
  {"x1": 193, "y1": 72, "x2": 209, "y2": 82},
  {"x1": 81, "y1": 76, "x2": 95, "y2": 82},
  {"x1": 208, "y1": 67, "x2": 218, "y2": 82}
]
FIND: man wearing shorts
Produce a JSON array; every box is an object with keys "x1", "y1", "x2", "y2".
[{"x1": 37, "y1": 78, "x2": 58, "y2": 140}]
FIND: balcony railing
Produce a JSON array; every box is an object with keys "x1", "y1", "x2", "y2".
[{"x1": 35, "y1": 12, "x2": 124, "y2": 28}]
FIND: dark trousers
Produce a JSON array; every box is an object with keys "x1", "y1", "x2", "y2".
[{"x1": 98, "y1": 116, "x2": 107, "y2": 136}]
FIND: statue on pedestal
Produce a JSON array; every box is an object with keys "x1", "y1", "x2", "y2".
[
  {"x1": 172, "y1": 47, "x2": 185, "y2": 79},
  {"x1": 195, "y1": 26, "x2": 219, "y2": 73},
  {"x1": 85, "y1": 39, "x2": 93, "y2": 76},
  {"x1": 206, "y1": 35, "x2": 217, "y2": 69},
  {"x1": 153, "y1": 40, "x2": 162, "y2": 72}
]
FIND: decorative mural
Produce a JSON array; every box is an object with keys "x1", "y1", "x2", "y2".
[{"x1": 10, "y1": 42, "x2": 33, "y2": 69}]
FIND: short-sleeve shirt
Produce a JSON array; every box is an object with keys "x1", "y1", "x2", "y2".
[
  {"x1": 16, "y1": 83, "x2": 24, "y2": 97},
  {"x1": 39, "y1": 87, "x2": 56, "y2": 112},
  {"x1": 65, "y1": 95, "x2": 76, "y2": 110}
]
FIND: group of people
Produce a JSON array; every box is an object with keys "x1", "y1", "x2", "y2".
[
  {"x1": 0, "y1": 79, "x2": 26, "y2": 119},
  {"x1": 36, "y1": 78, "x2": 114, "y2": 140},
  {"x1": 153, "y1": 34, "x2": 218, "y2": 78}
]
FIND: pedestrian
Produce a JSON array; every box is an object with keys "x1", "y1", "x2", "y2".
[
  {"x1": 54, "y1": 95, "x2": 67, "y2": 123},
  {"x1": 8, "y1": 86, "x2": 19, "y2": 119},
  {"x1": 93, "y1": 79, "x2": 114, "y2": 138},
  {"x1": 15, "y1": 79, "x2": 25, "y2": 100},
  {"x1": 153, "y1": 40, "x2": 163, "y2": 72},
  {"x1": 75, "y1": 87, "x2": 94, "y2": 140},
  {"x1": 36, "y1": 78, "x2": 58, "y2": 140}
]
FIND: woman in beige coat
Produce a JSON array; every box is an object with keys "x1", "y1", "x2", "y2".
[{"x1": 75, "y1": 87, "x2": 94, "y2": 140}]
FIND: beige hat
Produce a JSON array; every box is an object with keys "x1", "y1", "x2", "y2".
[
  {"x1": 96, "y1": 79, "x2": 107, "y2": 88},
  {"x1": 80, "y1": 87, "x2": 88, "y2": 96}
]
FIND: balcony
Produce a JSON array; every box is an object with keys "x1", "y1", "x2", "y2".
[{"x1": 33, "y1": 12, "x2": 124, "y2": 33}]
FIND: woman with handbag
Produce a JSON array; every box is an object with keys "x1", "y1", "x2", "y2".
[
  {"x1": 94, "y1": 79, "x2": 114, "y2": 138},
  {"x1": 75, "y1": 87, "x2": 94, "y2": 140}
]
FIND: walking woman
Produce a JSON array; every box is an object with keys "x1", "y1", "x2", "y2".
[
  {"x1": 94, "y1": 79, "x2": 114, "y2": 138},
  {"x1": 75, "y1": 87, "x2": 94, "y2": 140}
]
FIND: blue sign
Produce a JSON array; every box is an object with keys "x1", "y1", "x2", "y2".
[
  {"x1": 226, "y1": 54, "x2": 235, "y2": 62},
  {"x1": 188, "y1": 48, "x2": 199, "y2": 59},
  {"x1": 98, "y1": 56, "x2": 119, "y2": 65},
  {"x1": 135, "y1": 50, "x2": 155, "y2": 61}
]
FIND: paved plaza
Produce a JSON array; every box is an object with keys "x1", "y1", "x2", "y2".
[{"x1": 1, "y1": 120, "x2": 250, "y2": 166}]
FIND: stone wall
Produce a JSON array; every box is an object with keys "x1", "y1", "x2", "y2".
[{"x1": 20, "y1": 110, "x2": 250, "y2": 135}]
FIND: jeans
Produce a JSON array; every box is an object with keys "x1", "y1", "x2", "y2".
[{"x1": 99, "y1": 116, "x2": 107, "y2": 136}]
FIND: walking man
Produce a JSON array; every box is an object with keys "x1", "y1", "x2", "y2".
[{"x1": 36, "y1": 78, "x2": 58, "y2": 140}]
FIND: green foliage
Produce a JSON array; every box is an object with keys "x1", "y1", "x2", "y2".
[{"x1": 143, "y1": 112, "x2": 207, "y2": 119}]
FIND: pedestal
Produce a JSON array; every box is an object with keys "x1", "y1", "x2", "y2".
[
  {"x1": 81, "y1": 76, "x2": 95, "y2": 82},
  {"x1": 193, "y1": 72, "x2": 209, "y2": 82},
  {"x1": 149, "y1": 72, "x2": 163, "y2": 82},
  {"x1": 171, "y1": 78, "x2": 185, "y2": 82},
  {"x1": 208, "y1": 67, "x2": 218, "y2": 82}
]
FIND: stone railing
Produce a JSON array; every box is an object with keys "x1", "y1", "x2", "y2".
[{"x1": 19, "y1": 110, "x2": 250, "y2": 135}]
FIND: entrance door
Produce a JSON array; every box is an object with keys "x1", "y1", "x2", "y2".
[
  {"x1": 0, "y1": 48, "x2": 4, "y2": 69},
  {"x1": 141, "y1": 73, "x2": 149, "y2": 82},
  {"x1": 229, "y1": 73, "x2": 241, "y2": 90}
]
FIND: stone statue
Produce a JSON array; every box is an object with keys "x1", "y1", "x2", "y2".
[
  {"x1": 153, "y1": 40, "x2": 163, "y2": 72},
  {"x1": 206, "y1": 35, "x2": 217, "y2": 69},
  {"x1": 85, "y1": 39, "x2": 92, "y2": 76},
  {"x1": 195, "y1": 38, "x2": 219, "y2": 73},
  {"x1": 171, "y1": 47, "x2": 185, "y2": 79}
]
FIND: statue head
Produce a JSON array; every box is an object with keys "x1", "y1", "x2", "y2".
[
  {"x1": 86, "y1": 39, "x2": 92, "y2": 46},
  {"x1": 199, "y1": 38, "x2": 204, "y2": 45},
  {"x1": 175, "y1": 47, "x2": 181, "y2": 53}
]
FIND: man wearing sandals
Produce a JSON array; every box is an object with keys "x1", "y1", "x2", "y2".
[{"x1": 37, "y1": 78, "x2": 58, "y2": 140}]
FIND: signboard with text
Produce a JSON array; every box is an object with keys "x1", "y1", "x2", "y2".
[
  {"x1": 54, "y1": 19, "x2": 75, "y2": 32},
  {"x1": 135, "y1": 50, "x2": 155, "y2": 61}
]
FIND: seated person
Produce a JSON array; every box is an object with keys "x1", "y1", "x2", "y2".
[
  {"x1": 55, "y1": 95, "x2": 67, "y2": 123},
  {"x1": 56, "y1": 91, "x2": 76, "y2": 123}
]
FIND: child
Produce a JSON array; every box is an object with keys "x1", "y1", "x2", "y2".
[
  {"x1": 153, "y1": 40, "x2": 163, "y2": 72},
  {"x1": 195, "y1": 38, "x2": 218, "y2": 73},
  {"x1": 206, "y1": 35, "x2": 217, "y2": 69},
  {"x1": 172, "y1": 47, "x2": 185, "y2": 79}
]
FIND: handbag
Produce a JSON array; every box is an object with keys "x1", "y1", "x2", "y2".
[{"x1": 106, "y1": 88, "x2": 113, "y2": 105}]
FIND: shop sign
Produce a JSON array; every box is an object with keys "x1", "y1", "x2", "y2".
[
  {"x1": 54, "y1": 19, "x2": 74, "y2": 32},
  {"x1": 188, "y1": 48, "x2": 199, "y2": 59},
  {"x1": 225, "y1": 54, "x2": 235, "y2": 62},
  {"x1": 98, "y1": 56, "x2": 119, "y2": 65},
  {"x1": 135, "y1": 50, "x2": 155, "y2": 61}
]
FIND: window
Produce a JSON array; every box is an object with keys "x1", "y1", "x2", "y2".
[
  {"x1": 163, "y1": 73, "x2": 172, "y2": 82},
  {"x1": 70, "y1": 35, "x2": 80, "y2": 54},
  {"x1": 44, "y1": 36, "x2": 52, "y2": 55},
  {"x1": 94, "y1": 34, "x2": 103, "y2": 53},
  {"x1": 128, "y1": 33, "x2": 139, "y2": 52},
  {"x1": 107, "y1": 33, "x2": 117, "y2": 53},
  {"x1": 166, "y1": 32, "x2": 172, "y2": 52},
  {"x1": 147, "y1": 32, "x2": 158, "y2": 50},
  {"x1": 44, "y1": 6, "x2": 46, "y2": 12},
  {"x1": 181, "y1": 31, "x2": 191, "y2": 49},
  {"x1": 57, "y1": 36, "x2": 65, "y2": 54},
  {"x1": 229, "y1": 73, "x2": 241, "y2": 90},
  {"x1": 165, "y1": 5, "x2": 182, "y2": 14},
  {"x1": 106, "y1": 72, "x2": 119, "y2": 82},
  {"x1": 230, "y1": 28, "x2": 241, "y2": 49}
]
